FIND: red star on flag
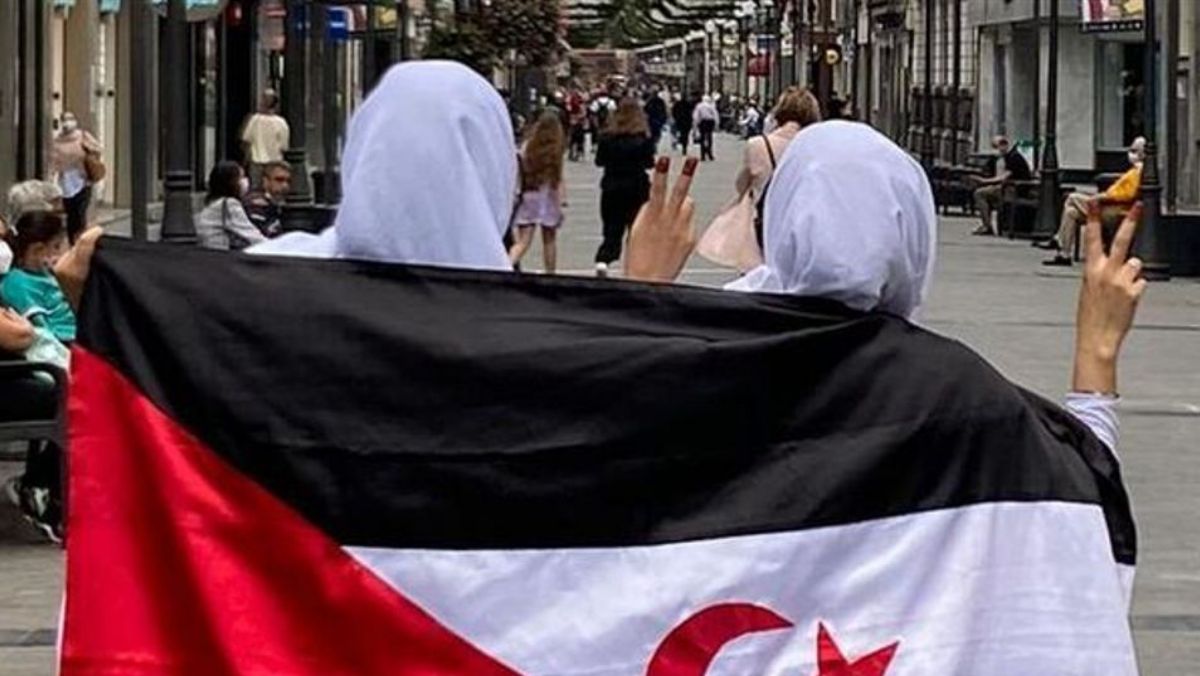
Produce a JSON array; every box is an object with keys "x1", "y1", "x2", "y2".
[{"x1": 815, "y1": 623, "x2": 899, "y2": 676}]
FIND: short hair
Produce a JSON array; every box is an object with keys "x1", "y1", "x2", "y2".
[
  {"x1": 263, "y1": 160, "x2": 292, "y2": 175},
  {"x1": 6, "y1": 180, "x2": 63, "y2": 224},
  {"x1": 772, "y1": 87, "x2": 822, "y2": 128}
]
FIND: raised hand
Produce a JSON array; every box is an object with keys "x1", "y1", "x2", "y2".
[
  {"x1": 1072, "y1": 202, "x2": 1147, "y2": 394},
  {"x1": 624, "y1": 156, "x2": 698, "y2": 283}
]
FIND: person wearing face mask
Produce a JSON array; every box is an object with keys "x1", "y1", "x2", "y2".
[
  {"x1": 1, "y1": 211, "x2": 75, "y2": 343},
  {"x1": 1, "y1": 180, "x2": 65, "y2": 275},
  {"x1": 50, "y1": 112, "x2": 102, "y2": 243},
  {"x1": 1037, "y1": 136, "x2": 1145, "y2": 267},
  {"x1": 195, "y1": 161, "x2": 267, "y2": 251}
]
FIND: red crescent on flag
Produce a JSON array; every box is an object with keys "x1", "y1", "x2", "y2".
[{"x1": 645, "y1": 602, "x2": 793, "y2": 676}]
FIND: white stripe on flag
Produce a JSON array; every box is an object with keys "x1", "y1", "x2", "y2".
[{"x1": 349, "y1": 502, "x2": 1135, "y2": 675}]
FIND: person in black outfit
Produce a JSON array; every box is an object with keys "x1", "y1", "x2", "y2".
[
  {"x1": 972, "y1": 135, "x2": 1033, "y2": 235},
  {"x1": 643, "y1": 88, "x2": 669, "y2": 149},
  {"x1": 594, "y1": 98, "x2": 657, "y2": 276},
  {"x1": 671, "y1": 94, "x2": 697, "y2": 155}
]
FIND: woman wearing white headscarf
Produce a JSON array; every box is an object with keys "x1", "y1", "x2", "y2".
[
  {"x1": 719, "y1": 120, "x2": 1143, "y2": 454},
  {"x1": 250, "y1": 61, "x2": 517, "y2": 270}
]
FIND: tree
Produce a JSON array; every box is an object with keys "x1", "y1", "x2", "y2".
[
  {"x1": 423, "y1": 0, "x2": 564, "y2": 73},
  {"x1": 485, "y1": 0, "x2": 563, "y2": 67},
  {"x1": 423, "y1": 20, "x2": 497, "y2": 75}
]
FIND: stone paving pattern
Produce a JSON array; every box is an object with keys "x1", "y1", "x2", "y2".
[{"x1": 3, "y1": 134, "x2": 1198, "y2": 674}]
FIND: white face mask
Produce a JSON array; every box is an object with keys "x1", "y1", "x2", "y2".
[
  {"x1": 1128, "y1": 152, "x2": 1141, "y2": 166},
  {"x1": 61, "y1": 118, "x2": 78, "y2": 133}
]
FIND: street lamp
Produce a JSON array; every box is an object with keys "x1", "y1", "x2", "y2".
[
  {"x1": 705, "y1": 20, "x2": 717, "y2": 96},
  {"x1": 284, "y1": 0, "x2": 313, "y2": 205},
  {"x1": 754, "y1": 0, "x2": 779, "y2": 104},
  {"x1": 921, "y1": 0, "x2": 934, "y2": 170},
  {"x1": 160, "y1": 0, "x2": 196, "y2": 242},
  {"x1": 1035, "y1": 0, "x2": 1060, "y2": 238},
  {"x1": 1136, "y1": 0, "x2": 1170, "y2": 279},
  {"x1": 735, "y1": 1, "x2": 755, "y2": 101}
]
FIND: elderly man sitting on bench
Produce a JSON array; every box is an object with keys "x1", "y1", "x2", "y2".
[{"x1": 1038, "y1": 136, "x2": 1145, "y2": 266}]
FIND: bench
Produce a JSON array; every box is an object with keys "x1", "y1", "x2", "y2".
[
  {"x1": 998, "y1": 168, "x2": 1114, "y2": 239},
  {"x1": 0, "y1": 361, "x2": 68, "y2": 462},
  {"x1": 936, "y1": 153, "x2": 997, "y2": 215}
]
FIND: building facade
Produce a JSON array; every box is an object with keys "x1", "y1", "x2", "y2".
[
  {"x1": 858, "y1": 0, "x2": 1199, "y2": 211},
  {"x1": 1, "y1": 0, "x2": 432, "y2": 213}
]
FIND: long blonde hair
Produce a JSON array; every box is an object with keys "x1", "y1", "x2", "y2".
[{"x1": 522, "y1": 113, "x2": 565, "y2": 189}]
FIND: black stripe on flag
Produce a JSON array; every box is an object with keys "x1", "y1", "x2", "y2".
[{"x1": 78, "y1": 239, "x2": 1135, "y2": 563}]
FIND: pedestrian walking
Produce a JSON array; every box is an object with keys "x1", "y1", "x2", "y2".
[
  {"x1": 593, "y1": 99, "x2": 658, "y2": 277},
  {"x1": 241, "y1": 91, "x2": 290, "y2": 189},
  {"x1": 671, "y1": 93, "x2": 697, "y2": 155},
  {"x1": 509, "y1": 114, "x2": 566, "y2": 274},
  {"x1": 589, "y1": 90, "x2": 617, "y2": 156},
  {"x1": 693, "y1": 95, "x2": 720, "y2": 161},
  {"x1": 644, "y1": 87, "x2": 669, "y2": 150},
  {"x1": 195, "y1": 161, "x2": 267, "y2": 251},
  {"x1": 567, "y1": 89, "x2": 588, "y2": 161},
  {"x1": 735, "y1": 87, "x2": 822, "y2": 246},
  {"x1": 50, "y1": 112, "x2": 102, "y2": 243}
]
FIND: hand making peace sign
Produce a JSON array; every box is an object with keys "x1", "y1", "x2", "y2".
[{"x1": 624, "y1": 156, "x2": 699, "y2": 283}]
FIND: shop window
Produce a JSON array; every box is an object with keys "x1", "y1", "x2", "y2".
[{"x1": 1095, "y1": 41, "x2": 1145, "y2": 149}]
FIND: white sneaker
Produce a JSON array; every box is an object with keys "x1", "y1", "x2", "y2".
[{"x1": 595, "y1": 262, "x2": 609, "y2": 278}]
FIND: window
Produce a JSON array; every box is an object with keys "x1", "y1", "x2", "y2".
[{"x1": 1095, "y1": 41, "x2": 1145, "y2": 148}]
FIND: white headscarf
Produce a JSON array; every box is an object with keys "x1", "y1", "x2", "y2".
[
  {"x1": 251, "y1": 61, "x2": 517, "y2": 270},
  {"x1": 727, "y1": 121, "x2": 937, "y2": 319}
]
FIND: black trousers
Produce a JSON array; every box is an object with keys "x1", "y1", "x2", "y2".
[
  {"x1": 676, "y1": 126, "x2": 692, "y2": 155},
  {"x1": 0, "y1": 375, "x2": 60, "y2": 495},
  {"x1": 595, "y1": 182, "x2": 650, "y2": 264},
  {"x1": 64, "y1": 185, "x2": 92, "y2": 243},
  {"x1": 698, "y1": 120, "x2": 716, "y2": 161}
]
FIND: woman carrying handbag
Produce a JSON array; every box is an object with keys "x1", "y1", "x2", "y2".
[
  {"x1": 699, "y1": 87, "x2": 822, "y2": 270},
  {"x1": 50, "y1": 112, "x2": 104, "y2": 243}
]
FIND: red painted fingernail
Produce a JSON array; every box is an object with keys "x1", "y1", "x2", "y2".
[
  {"x1": 655, "y1": 157, "x2": 670, "y2": 173},
  {"x1": 682, "y1": 157, "x2": 699, "y2": 177}
]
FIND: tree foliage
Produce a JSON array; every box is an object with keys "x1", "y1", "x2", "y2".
[
  {"x1": 423, "y1": 0, "x2": 564, "y2": 73},
  {"x1": 486, "y1": 0, "x2": 563, "y2": 66}
]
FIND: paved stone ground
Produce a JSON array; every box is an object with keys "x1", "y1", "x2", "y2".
[{"x1": 3, "y1": 133, "x2": 1198, "y2": 674}]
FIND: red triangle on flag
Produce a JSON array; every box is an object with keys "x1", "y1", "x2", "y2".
[{"x1": 63, "y1": 348, "x2": 517, "y2": 675}]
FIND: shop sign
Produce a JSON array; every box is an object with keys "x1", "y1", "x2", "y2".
[{"x1": 1080, "y1": 0, "x2": 1144, "y2": 33}]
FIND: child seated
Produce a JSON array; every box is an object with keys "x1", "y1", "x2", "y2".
[{"x1": 0, "y1": 211, "x2": 75, "y2": 343}]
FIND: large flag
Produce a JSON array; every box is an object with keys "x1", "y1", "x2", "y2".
[{"x1": 64, "y1": 240, "x2": 1137, "y2": 674}]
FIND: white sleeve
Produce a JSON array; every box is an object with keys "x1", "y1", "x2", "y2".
[
  {"x1": 1064, "y1": 393, "x2": 1120, "y2": 456},
  {"x1": 225, "y1": 201, "x2": 267, "y2": 246}
]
